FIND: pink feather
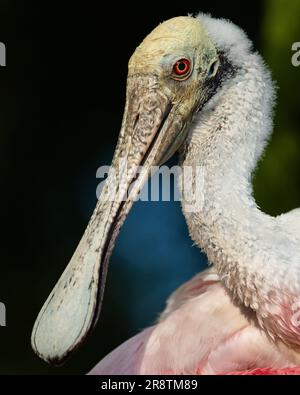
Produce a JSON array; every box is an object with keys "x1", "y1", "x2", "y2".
[{"x1": 89, "y1": 269, "x2": 300, "y2": 375}]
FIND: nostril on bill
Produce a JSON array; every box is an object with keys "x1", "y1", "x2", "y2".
[{"x1": 133, "y1": 113, "x2": 140, "y2": 130}]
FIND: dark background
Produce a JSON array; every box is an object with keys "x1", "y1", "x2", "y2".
[{"x1": 0, "y1": 0, "x2": 299, "y2": 374}]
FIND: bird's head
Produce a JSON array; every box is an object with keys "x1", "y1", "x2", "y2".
[{"x1": 120, "y1": 16, "x2": 220, "y2": 168}]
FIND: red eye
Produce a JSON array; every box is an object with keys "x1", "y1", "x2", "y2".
[{"x1": 173, "y1": 58, "x2": 191, "y2": 79}]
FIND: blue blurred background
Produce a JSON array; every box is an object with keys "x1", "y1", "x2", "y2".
[{"x1": 0, "y1": 0, "x2": 299, "y2": 374}]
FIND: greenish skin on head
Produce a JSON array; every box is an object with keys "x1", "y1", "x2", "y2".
[{"x1": 130, "y1": 16, "x2": 219, "y2": 119}]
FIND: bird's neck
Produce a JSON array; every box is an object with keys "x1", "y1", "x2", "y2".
[{"x1": 179, "y1": 52, "x2": 300, "y2": 348}]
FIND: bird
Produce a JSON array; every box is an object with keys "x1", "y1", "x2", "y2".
[{"x1": 31, "y1": 13, "x2": 300, "y2": 374}]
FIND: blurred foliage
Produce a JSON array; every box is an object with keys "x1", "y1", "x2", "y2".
[{"x1": 254, "y1": 0, "x2": 300, "y2": 215}]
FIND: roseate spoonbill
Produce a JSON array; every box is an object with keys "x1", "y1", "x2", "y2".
[{"x1": 31, "y1": 14, "x2": 300, "y2": 374}]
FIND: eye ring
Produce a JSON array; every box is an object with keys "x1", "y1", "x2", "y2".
[{"x1": 172, "y1": 58, "x2": 191, "y2": 80}]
